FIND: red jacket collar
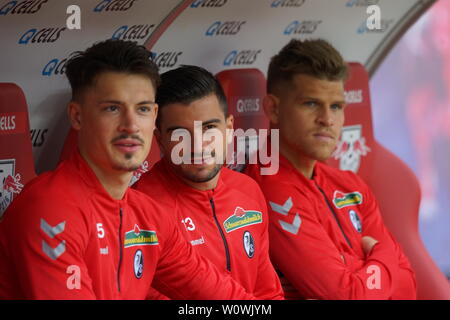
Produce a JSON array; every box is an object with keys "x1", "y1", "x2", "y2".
[{"x1": 68, "y1": 148, "x2": 130, "y2": 204}]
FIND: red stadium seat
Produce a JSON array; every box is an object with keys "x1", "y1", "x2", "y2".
[
  {"x1": 59, "y1": 127, "x2": 161, "y2": 185},
  {"x1": 326, "y1": 62, "x2": 450, "y2": 300},
  {"x1": 0, "y1": 83, "x2": 36, "y2": 218},
  {"x1": 216, "y1": 68, "x2": 269, "y2": 171},
  {"x1": 216, "y1": 68, "x2": 269, "y2": 131}
]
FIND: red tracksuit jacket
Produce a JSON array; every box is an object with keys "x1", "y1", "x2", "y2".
[
  {"x1": 245, "y1": 155, "x2": 417, "y2": 300},
  {"x1": 0, "y1": 151, "x2": 255, "y2": 300},
  {"x1": 133, "y1": 159, "x2": 284, "y2": 300}
]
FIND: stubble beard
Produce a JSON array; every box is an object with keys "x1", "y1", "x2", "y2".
[
  {"x1": 179, "y1": 163, "x2": 222, "y2": 183},
  {"x1": 112, "y1": 153, "x2": 142, "y2": 172}
]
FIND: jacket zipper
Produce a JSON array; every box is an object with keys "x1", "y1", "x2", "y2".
[
  {"x1": 117, "y1": 208, "x2": 123, "y2": 292},
  {"x1": 315, "y1": 183, "x2": 353, "y2": 248},
  {"x1": 209, "y1": 198, "x2": 231, "y2": 272}
]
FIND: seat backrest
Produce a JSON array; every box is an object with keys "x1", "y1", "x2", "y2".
[
  {"x1": 327, "y1": 62, "x2": 450, "y2": 299},
  {"x1": 216, "y1": 68, "x2": 269, "y2": 171},
  {"x1": 59, "y1": 127, "x2": 161, "y2": 185},
  {"x1": 0, "y1": 83, "x2": 36, "y2": 218},
  {"x1": 216, "y1": 68, "x2": 269, "y2": 131}
]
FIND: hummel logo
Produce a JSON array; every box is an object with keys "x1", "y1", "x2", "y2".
[
  {"x1": 42, "y1": 240, "x2": 66, "y2": 260},
  {"x1": 40, "y1": 219, "x2": 66, "y2": 260},
  {"x1": 41, "y1": 219, "x2": 65, "y2": 238},
  {"x1": 269, "y1": 197, "x2": 301, "y2": 235}
]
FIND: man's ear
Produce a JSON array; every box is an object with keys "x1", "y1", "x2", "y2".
[
  {"x1": 67, "y1": 101, "x2": 82, "y2": 131},
  {"x1": 152, "y1": 103, "x2": 159, "y2": 126},
  {"x1": 263, "y1": 94, "x2": 280, "y2": 125},
  {"x1": 225, "y1": 114, "x2": 234, "y2": 145},
  {"x1": 225, "y1": 114, "x2": 234, "y2": 130}
]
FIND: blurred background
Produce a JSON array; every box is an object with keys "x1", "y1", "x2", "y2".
[{"x1": 371, "y1": 0, "x2": 450, "y2": 279}]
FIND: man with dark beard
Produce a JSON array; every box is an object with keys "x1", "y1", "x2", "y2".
[{"x1": 134, "y1": 65, "x2": 283, "y2": 300}]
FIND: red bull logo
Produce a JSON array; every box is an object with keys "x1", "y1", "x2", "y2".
[
  {"x1": 332, "y1": 125, "x2": 371, "y2": 172},
  {"x1": 3, "y1": 173, "x2": 23, "y2": 194},
  {"x1": 1, "y1": 159, "x2": 23, "y2": 217}
]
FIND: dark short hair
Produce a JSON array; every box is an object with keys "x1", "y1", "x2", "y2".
[
  {"x1": 155, "y1": 65, "x2": 228, "y2": 128},
  {"x1": 65, "y1": 39, "x2": 160, "y2": 101},
  {"x1": 267, "y1": 39, "x2": 348, "y2": 94}
]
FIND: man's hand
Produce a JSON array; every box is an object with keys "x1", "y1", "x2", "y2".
[{"x1": 361, "y1": 236, "x2": 378, "y2": 255}]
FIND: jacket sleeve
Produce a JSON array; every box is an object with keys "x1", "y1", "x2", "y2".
[
  {"x1": 252, "y1": 188, "x2": 284, "y2": 300},
  {"x1": 146, "y1": 287, "x2": 170, "y2": 300},
  {"x1": 353, "y1": 173, "x2": 417, "y2": 299},
  {"x1": 0, "y1": 194, "x2": 96, "y2": 299},
  {"x1": 265, "y1": 182, "x2": 411, "y2": 300},
  {"x1": 152, "y1": 218, "x2": 255, "y2": 300}
]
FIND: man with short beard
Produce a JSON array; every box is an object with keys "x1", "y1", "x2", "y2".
[
  {"x1": 134, "y1": 65, "x2": 283, "y2": 300},
  {"x1": 0, "y1": 40, "x2": 256, "y2": 300}
]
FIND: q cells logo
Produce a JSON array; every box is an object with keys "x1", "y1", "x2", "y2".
[
  {"x1": 223, "y1": 49, "x2": 261, "y2": 66},
  {"x1": 0, "y1": 0, "x2": 48, "y2": 15},
  {"x1": 93, "y1": 0, "x2": 137, "y2": 12},
  {"x1": 205, "y1": 21, "x2": 246, "y2": 36},
  {"x1": 111, "y1": 24, "x2": 155, "y2": 41},
  {"x1": 18, "y1": 27, "x2": 66, "y2": 45},
  {"x1": 283, "y1": 20, "x2": 322, "y2": 35},
  {"x1": 30, "y1": 128, "x2": 48, "y2": 147},
  {"x1": 191, "y1": 0, "x2": 227, "y2": 8},
  {"x1": 152, "y1": 51, "x2": 183, "y2": 69},
  {"x1": 236, "y1": 98, "x2": 260, "y2": 114},
  {"x1": 271, "y1": 0, "x2": 305, "y2": 8},
  {"x1": 42, "y1": 52, "x2": 77, "y2": 76}
]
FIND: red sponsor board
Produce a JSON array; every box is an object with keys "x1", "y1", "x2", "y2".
[{"x1": 0, "y1": 112, "x2": 28, "y2": 135}]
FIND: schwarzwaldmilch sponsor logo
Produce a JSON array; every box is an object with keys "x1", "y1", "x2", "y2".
[
  {"x1": 223, "y1": 207, "x2": 263, "y2": 233},
  {"x1": 223, "y1": 49, "x2": 261, "y2": 66},
  {"x1": 42, "y1": 52, "x2": 77, "y2": 76},
  {"x1": 205, "y1": 21, "x2": 246, "y2": 36},
  {"x1": 271, "y1": 0, "x2": 305, "y2": 8},
  {"x1": 357, "y1": 19, "x2": 394, "y2": 34},
  {"x1": 346, "y1": 0, "x2": 380, "y2": 7},
  {"x1": 111, "y1": 24, "x2": 155, "y2": 41},
  {"x1": 93, "y1": 0, "x2": 138, "y2": 12},
  {"x1": 18, "y1": 27, "x2": 66, "y2": 45},
  {"x1": 153, "y1": 51, "x2": 183, "y2": 69},
  {"x1": 333, "y1": 191, "x2": 363, "y2": 209},
  {"x1": 283, "y1": 20, "x2": 322, "y2": 35},
  {"x1": 124, "y1": 224, "x2": 158, "y2": 248},
  {"x1": 190, "y1": 0, "x2": 227, "y2": 8},
  {"x1": 0, "y1": 0, "x2": 48, "y2": 15}
]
